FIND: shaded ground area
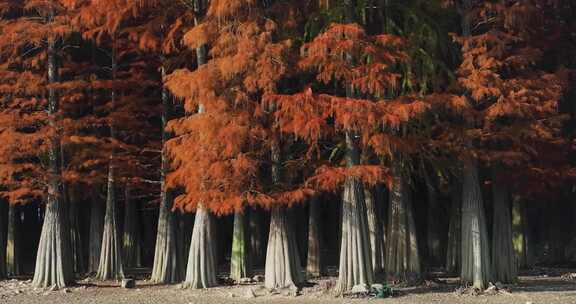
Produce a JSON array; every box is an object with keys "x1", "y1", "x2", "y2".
[{"x1": 1, "y1": 269, "x2": 576, "y2": 304}]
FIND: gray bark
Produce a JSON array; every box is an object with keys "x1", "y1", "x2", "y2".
[
  {"x1": 96, "y1": 164, "x2": 124, "y2": 280},
  {"x1": 490, "y1": 168, "x2": 516, "y2": 283},
  {"x1": 335, "y1": 131, "x2": 373, "y2": 293},
  {"x1": 385, "y1": 162, "x2": 421, "y2": 282},
  {"x1": 32, "y1": 28, "x2": 73, "y2": 289},
  {"x1": 122, "y1": 185, "x2": 141, "y2": 268},
  {"x1": 183, "y1": 206, "x2": 217, "y2": 289},
  {"x1": 151, "y1": 187, "x2": 181, "y2": 284},
  {"x1": 365, "y1": 188, "x2": 384, "y2": 274},
  {"x1": 230, "y1": 210, "x2": 251, "y2": 282},
  {"x1": 446, "y1": 182, "x2": 462, "y2": 274},
  {"x1": 461, "y1": 161, "x2": 491, "y2": 289},
  {"x1": 6, "y1": 204, "x2": 20, "y2": 276},
  {"x1": 264, "y1": 206, "x2": 304, "y2": 289},
  {"x1": 88, "y1": 193, "x2": 104, "y2": 273},
  {"x1": 306, "y1": 197, "x2": 323, "y2": 278}
]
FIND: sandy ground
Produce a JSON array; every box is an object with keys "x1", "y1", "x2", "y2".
[{"x1": 1, "y1": 269, "x2": 576, "y2": 304}]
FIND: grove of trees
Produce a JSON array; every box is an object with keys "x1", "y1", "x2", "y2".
[{"x1": 0, "y1": 0, "x2": 575, "y2": 295}]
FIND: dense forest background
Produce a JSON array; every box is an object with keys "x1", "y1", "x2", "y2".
[{"x1": 0, "y1": 0, "x2": 575, "y2": 295}]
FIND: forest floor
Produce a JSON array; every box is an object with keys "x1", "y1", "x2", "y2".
[{"x1": 1, "y1": 268, "x2": 576, "y2": 304}]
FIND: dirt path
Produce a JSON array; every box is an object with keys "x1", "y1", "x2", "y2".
[{"x1": 1, "y1": 274, "x2": 576, "y2": 304}]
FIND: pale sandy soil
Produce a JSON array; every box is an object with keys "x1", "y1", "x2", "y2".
[{"x1": 1, "y1": 269, "x2": 576, "y2": 304}]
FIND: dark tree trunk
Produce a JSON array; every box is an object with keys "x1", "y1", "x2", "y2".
[
  {"x1": 88, "y1": 193, "x2": 104, "y2": 273},
  {"x1": 460, "y1": 161, "x2": 491, "y2": 289},
  {"x1": 32, "y1": 30, "x2": 73, "y2": 289},
  {"x1": 423, "y1": 164, "x2": 443, "y2": 267},
  {"x1": 385, "y1": 162, "x2": 421, "y2": 283},
  {"x1": 183, "y1": 206, "x2": 217, "y2": 289},
  {"x1": 0, "y1": 200, "x2": 6, "y2": 279},
  {"x1": 306, "y1": 197, "x2": 323, "y2": 278},
  {"x1": 96, "y1": 164, "x2": 124, "y2": 280},
  {"x1": 249, "y1": 207, "x2": 264, "y2": 266},
  {"x1": 68, "y1": 189, "x2": 85, "y2": 274},
  {"x1": 335, "y1": 132, "x2": 373, "y2": 293},
  {"x1": 122, "y1": 185, "x2": 141, "y2": 269},
  {"x1": 365, "y1": 187, "x2": 384, "y2": 274},
  {"x1": 230, "y1": 210, "x2": 251, "y2": 282},
  {"x1": 446, "y1": 182, "x2": 462, "y2": 274},
  {"x1": 177, "y1": 212, "x2": 193, "y2": 271},
  {"x1": 490, "y1": 168, "x2": 516, "y2": 283},
  {"x1": 512, "y1": 197, "x2": 533, "y2": 269},
  {"x1": 6, "y1": 204, "x2": 20, "y2": 277}
]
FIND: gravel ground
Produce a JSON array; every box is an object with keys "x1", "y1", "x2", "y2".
[{"x1": 1, "y1": 272, "x2": 576, "y2": 304}]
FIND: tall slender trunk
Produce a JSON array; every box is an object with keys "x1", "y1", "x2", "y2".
[
  {"x1": 461, "y1": 161, "x2": 491, "y2": 289},
  {"x1": 68, "y1": 188, "x2": 85, "y2": 274},
  {"x1": 96, "y1": 164, "x2": 124, "y2": 280},
  {"x1": 32, "y1": 25, "x2": 73, "y2": 288},
  {"x1": 365, "y1": 187, "x2": 384, "y2": 274},
  {"x1": 335, "y1": 132, "x2": 373, "y2": 293},
  {"x1": 183, "y1": 206, "x2": 217, "y2": 288},
  {"x1": 88, "y1": 192, "x2": 104, "y2": 273},
  {"x1": 0, "y1": 200, "x2": 7, "y2": 279},
  {"x1": 490, "y1": 168, "x2": 516, "y2": 283},
  {"x1": 306, "y1": 196, "x2": 323, "y2": 278},
  {"x1": 249, "y1": 207, "x2": 264, "y2": 266},
  {"x1": 264, "y1": 135, "x2": 304, "y2": 290},
  {"x1": 385, "y1": 161, "x2": 421, "y2": 282},
  {"x1": 512, "y1": 197, "x2": 532, "y2": 269},
  {"x1": 446, "y1": 182, "x2": 462, "y2": 274},
  {"x1": 6, "y1": 204, "x2": 20, "y2": 277},
  {"x1": 122, "y1": 185, "x2": 141, "y2": 268},
  {"x1": 230, "y1": 210, "x2": 251, "y2": 282}
]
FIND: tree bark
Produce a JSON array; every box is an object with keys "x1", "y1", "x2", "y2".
[
  {"x1": 461, "y1": 161, "x2": 491, "y2": 289},
  {"x1": 385, "y1": 162, "x2": 421, "y2": 283},
  {"x1": 6, "y1": 204, "x2": 20, "y2": 277},
  {"x1": 306, "y1": 197, "x2": 323, "y2": 278},
  {"x1": 183, "y1": 206, "x2": 217, "y2": 289},
  {"x1": 122, "y1": 185, "x2": 141, "y2": 269},
  {"x1": 68, "y1": 189, "x2": 85, "y2": 274},
  {"x1": 96, "y1": 164, "x2": 124, "y2": 280},
  {"x1": 230, "y1": 210, "x2": 251, "y2": 282},
  {"x1": 512, "y1": 197, "x2": 533, "y2": 269},
  {"x1": 32, "y1": 29, "x2": 73, "y2": 289},
  {"x1": 490, "y1": 168, "x2": 516, "y2": 283},
  {"x1": 335, "y1": 131, "x2": 373, "y2": 293},
  {"x1": 88, "y1": 192, "x2": 104, "y2": 273},
  {"x1": 365, "y1": 187, "x2": 385, "y2": 274},
  {"x1": 446, "y1": 182, "x2": 462, "y2": 274},
  {"x1": 0, "y1": 200, "x2": 7, "y2": 279},
  {"x1": 151, "y1": 187, "x2": 181, "y2": 283},
  {"x1": 264, "y1": 206, "x2": 304, "y2": 289}
]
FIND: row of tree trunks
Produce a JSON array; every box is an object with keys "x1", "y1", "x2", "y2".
[
  {"x1": 365, "y1": 188, "x2": 385, "y2": 274},
  {"x1": 385, "y1": 162, "x2": 421, "y2": 283},
  {"x1": 512, "y1": 198, "x2": 533, "y2": 269},
  {"x1": 0, "y1": 200, "x2": 6, "y2": 279},
  {"x1": 306, "y1": 196, "x2": 323, "y2": 278},
  {"x1": 68, "y1": 191, "x2": 85, "y2": 274},
  {"x1": 230, "y1": 211, "x2": 251, "y2": 282},
  {"x1": 122, "y1": 185, "x2": 142, "y2": 269},
  {"x1": 446, "y1": 182, "x2": 462, "y2": 274},
  {"x1": 89, "y1": 194, "x2": 104, "y2": 273},
  {"x1": 7, "y1": 204, "x2": 20, "y2": 276}
]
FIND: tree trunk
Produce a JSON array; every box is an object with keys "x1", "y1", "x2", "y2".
[
  {"x1": 385, "y1": 162, "x2": 421, "y2": 283},
  {"x1": 0, "y1": 200, "x2": 7, "y2": 279},
  {"x1": 306, "y1": 197, "x2": 323, "y2": 278},
  {"x1": 183, "y1": 206, "x2": 217, "y2": 289},
  {"x1": 151, "y1": 189, "x2": 181, "y2": 283},
  {"x1": 512, "y1": 197, "x2": 533, "y2": 269},
  {"x1": 365, "y1": 187, "x2": 384, "y2": 274},
  {"x1": 177, "y1": 212, "x2": 193, "y2": 271},
  {"x1": 6, "y1": 204, "x2": 20, "y2": 277},
  {"x1": 249, "y1": 207, "x2": 264, "y2": 266},
  {"x1": 335, "y1": 131, "x2": 373, "y2": 293},
  {"x1": 68, "y1": 189, "x2": 85, "y2": 274},
  {"x1": 122, "y1": 185, "x2": 141, "y2": 269},
  {"x1": 96, "y1": 164, "x2": 124, "y2": 280},
  {"x1": 423, "y1": 165, "x2": 443, "y2": 267},
  {"x1": 446, "y1": 182, "x2": 462, "y2": 274},
  {"x1": 461, "y1": 161, "x2": 491, "y2": 289},
  {"x1": 88, "y1": 193, "x2": 104, "y2": 273},
  {"x1": 32, "y1": 32, "x2": 73, "y2": 289},
  {"x1": 264, "y1": 206, "x2": 304, "y2": 289},
  {"x1": 490, "y1": 168, "x2": 516, "y2": 283},
  {"x1": 230, "y1": 210, "x2": 251, "y2": 282}
]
